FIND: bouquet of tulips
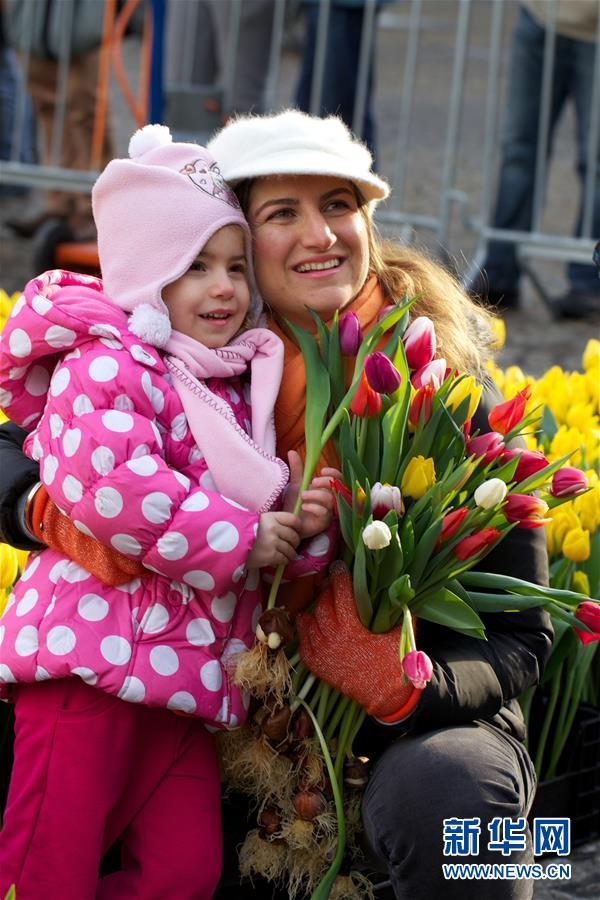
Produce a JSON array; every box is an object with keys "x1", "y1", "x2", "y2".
[{"x1": 221, "y1": 300, "x2": 598, "y2": 900}]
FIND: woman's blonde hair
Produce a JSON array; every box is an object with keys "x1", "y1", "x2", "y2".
[
  {"x1": 236, "y1": 178, "x2": 497, "y2": 377},
  {"x1": 362, "y1": 211, "x2": 497, "y2": 378}
]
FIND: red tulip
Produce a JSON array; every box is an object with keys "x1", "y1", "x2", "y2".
[
  {"x1": 365, "y1": 352, "x2": 402, "y2": 395},
  {"x1": 350, "y1": 371, "x2": 382, "y2": 417},
  {"x1": 503, "y1": 494, "x2": 551, "y2": 529},
  {"x1": 436, "y1": 507, "x2": 469, "y2": 548},
  {"x1": 411, "y1": 358, "x2": 447, "y2": 390},
  {"x1": 467, "y1": 432, "x2": 505, "y2": 466},
  {"x1": 454, "y1": 528, "x2": 501, "y2": 561},
  {"x1": 338, "y1": 311, "x2": 362, "y2": 356},
  {"x1": 488, "y1": 386, "x2": 532, "y2": 435},
  {"x1": 551, "y1": 467, "x2": 589, "y2": 498},
  {"x1": 574, "y1": 601, "x2": 600, "y2": 646},
  {"x1": 502, "y1": 448, "x2": 549, "y2": 483},
  {"x1": 402, "y1": 316, "x2": 436, "y2": 370},
  {"x1": 402, "y1": 650, "x2": 433, "y2": 689},
  {"x1": 409, "y1": 384, "x2": 434, "y2": 427},
  {"x1": 330, "y1": 478, "x2": 353, "y2": 509}
]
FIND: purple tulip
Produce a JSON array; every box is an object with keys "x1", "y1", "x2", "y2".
[
  {"x1": 551, "y1": 467, "x2": 588, "y2": 498},
  {"x1": 364, "y1": 352, "x2": 402, "y2": 395},
  {"x1": 338, "y1": 311, "x2": 362, "y2": 356},
  {"x1": 402, "y1": 650, "x2": 433, "y2": 689}
]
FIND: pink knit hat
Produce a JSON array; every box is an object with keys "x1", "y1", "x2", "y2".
[{"x1": 92, "y1": 124, "x2": 259, "y2": 348}]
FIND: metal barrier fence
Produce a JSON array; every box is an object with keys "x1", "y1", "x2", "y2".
[{"x1": 1, "y1": 0, "x2": 598, "y2": 300}]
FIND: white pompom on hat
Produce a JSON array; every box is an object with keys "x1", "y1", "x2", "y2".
[
  {"x1": 92, "y1": 124, "x2": 259, "y2": 348},
  {"x1": 207, "y1": 109, "x2": 390, "y2": 207}
]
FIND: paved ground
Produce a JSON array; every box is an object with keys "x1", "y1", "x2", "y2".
[{"x1": 0, "y1": 1, "x2": 597, "y2": 895}]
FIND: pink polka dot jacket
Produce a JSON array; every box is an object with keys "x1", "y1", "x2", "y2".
[{"x1": 0, "y1": 270, "x2": 333, "y2": 727}]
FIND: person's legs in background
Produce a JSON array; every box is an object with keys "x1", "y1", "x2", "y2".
[
  {"x1": 472, "y1": 5, "x2": 569, "y2": 309},
  {"x1": 558, "y1": 32, "x2": 600, "y2": 318},
  {"x1": 362, "y1": 722, "x2": 537, "y2": 900},
  {"x1": 295, "y1": 3, "x2": 378, "y2": 163}
]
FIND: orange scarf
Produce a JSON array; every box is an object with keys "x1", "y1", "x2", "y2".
[
  {"x1": 268, "y1": 275, "x2": 387, "y2": 468},
  {"x1": 267, "y1": 275, "x2": 388, "y2": 616}
]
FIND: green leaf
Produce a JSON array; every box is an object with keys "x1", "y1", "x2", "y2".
[
  {"x1": 381, "y1": 397, "x2": 410, "y2": 484},
  {"x1": 463, "y1": 591, "x2": 546, "y2": 613},
  {"x1": 389, "y1": 573, "x2": 415, "y2": 606},
  {"x1": 363, "y1": 413, "x2": 381, "y2": 484},
  {"x1": 540, "y1": 404, "x2": 558, "y2": 442},
  {"x1": 306, "y1": 307, "x2": 330, "y2": 360},
  {"x1": 399, "y1": 515, "x2": 416, "y2": 568},
  {"x1": 581, "y1": 529, "x2": 600, "y2": 597},
  {"x1": 352, "y1": 536, "x2": 372, "y2": 627},
  {"x1": 377, "y1": 523, "x2": 404, "y2": 591},
  {"x1": 412, "y1": 588, "x2": 487, "y2": 638},
  {"x1": 285, "y1": 318, "x2": 331, "y2": 474},
  {"x1": 327, "y1": 312, "x2": 345, "y2": 408},
  {"x1": 335, "y1": 494, "x2": 355, "y2": 552},
  {"x1": 407, "y1": 517, "x2": 444, "y2": 588}
]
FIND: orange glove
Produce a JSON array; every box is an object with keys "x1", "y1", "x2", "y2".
[
  {"x1": 296, "y1": 561, "x2": 422, "y2": 722},
  {"x1": 28, "y1": 485, "x2": 147, "y2": 587}
]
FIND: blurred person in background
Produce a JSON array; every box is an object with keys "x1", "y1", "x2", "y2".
[
  {"x1": 469, "y1": 0, "x2": 600, "y2": 319},
  {"x1": 0, "y1": 2, "x2": 37, "y2": 197},
  {"x1": 3, "y1": 0, "x2": 114, "y2": 240},
  {"x1": 295, "y1": 0, "x2": 390, "y2": 164}
]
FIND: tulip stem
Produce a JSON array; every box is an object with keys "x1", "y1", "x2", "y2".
[
  {"x1": 298, "y1": 699, "x2": 346, "y2": 900},
  {"x1": 534, "y1": 670, "x2": 560, "y2": 777}
]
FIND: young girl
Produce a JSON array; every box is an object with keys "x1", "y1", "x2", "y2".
[{"x1": 0, "y1": 125, "x2": 335, "y2": 899}]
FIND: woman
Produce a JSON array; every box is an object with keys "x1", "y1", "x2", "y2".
[{"x1": 0, "y1": 109, "x2": 551, "y2": 900}]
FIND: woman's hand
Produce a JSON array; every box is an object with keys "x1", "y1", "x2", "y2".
[
  {"x1": 296, "y1": 562, "x2": 421, "y2": 720},
  {"x1": 246, "y1": 511, "x2": 302, "y2": 569},
  {"x1": 284, "y1": 450, "x2": 341, "y2": 540}
]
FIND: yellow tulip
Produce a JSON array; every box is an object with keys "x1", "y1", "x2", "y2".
[
  {"x1": 571, "y1": 570, "x2": 590, "y2": 597},
  {"x1": 574, "y1": 483, "x2": 600, "y2": 533},
  {"x1": 0, "y1": 543, "x2": 19, "y2": 589},
  {"x1": 549, "y1": 426, "x2": 583, "y2": 467},
  {"x1": 562, "y1": 527, "x2": 591, "y2": 563},
  {"x1": 546, "y1": 508, "x2": 578, "y2": 557},
  {"x1": 491, "y1": 318, "x2": 506, "y2": 350},
  {"x1": 447, "y1": 376, "x2": 483, "y2": 423},
  {"x1": 583, "y1": 338, "x2": 600, "y2": 374},
  {"x1": 0, "y1": 588, "x2": 9, "y2": 618},
  {"x1": 566, "y1": 403, "x2": 598, "y2": 433},
  {"x1": 401, "y1": 455, "x2": 436, "y2": 500}
]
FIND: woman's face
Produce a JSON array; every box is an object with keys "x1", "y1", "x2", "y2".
[{"x1": 247, "y1": 175, "x2": 370, "y2": 328}]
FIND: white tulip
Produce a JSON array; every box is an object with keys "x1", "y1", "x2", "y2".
[
  {"x1": 474, "y1": 478, "x2": 508, "y2": 510},
  {"x1": 362, "y1": 520, "x2": 392, "y2": 550}
]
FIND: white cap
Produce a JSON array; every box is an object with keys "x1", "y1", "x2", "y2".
[{"x1": 208, "y1": 109, "x2": 390, "y2": 206}]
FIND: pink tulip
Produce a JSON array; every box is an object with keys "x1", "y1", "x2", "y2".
[
  {"x1": 365, "y1": 352, "x2": 402, "y2": 395},
  {"x1": 402, "y1": 650, "x2": 433, "y2": 690},
  {"x1": 504, "y1": 494, "x2": 551, "y2": 529},
  {"x1": 551, "y1": 467, "x2": 589, "y2": 498},
  {"x1": 411, "y1": 357, "x2": 447, "y2": 390},
  {"x1": 403, "y1": 317, "x2": 436, "y2": 370},
  {"x1": 338, "y1": 311, "x2": 362, "y2": 356},
  {"x1": 502, "y1": 448, "x2": 549, "y2": 483},
  {"x1": 467, "y1": 432, "x2": 505, "y2": 466},
  {"x1": 574, "y1": 601, "x2": 600, "y2": 646},
  {"x1": 371, "y1": 482, "x2": 403, "y2": 519}
]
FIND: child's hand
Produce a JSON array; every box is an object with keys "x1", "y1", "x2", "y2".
[
  {"x1": 284, "y1": 450, "x2": 342, "y2": 540},
  {"x1": 246, "y1": 511, "x2": 302, "y2": 569}
]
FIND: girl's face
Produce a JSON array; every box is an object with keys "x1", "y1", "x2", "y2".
[
  {"x1": 163, "y1": 225, "x2": 250, "y2": 348},
  {"x1": 247, "y1": 175, "x2": 370, "y2": 328}
]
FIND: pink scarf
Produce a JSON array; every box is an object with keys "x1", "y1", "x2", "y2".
[{"x1": 164, "y1": 328, "x2": 288, "y2": 513}]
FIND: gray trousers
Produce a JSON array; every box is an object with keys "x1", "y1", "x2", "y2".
[{"x1": 362, "y1": 722, "x2": 537, "y2": 899}]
